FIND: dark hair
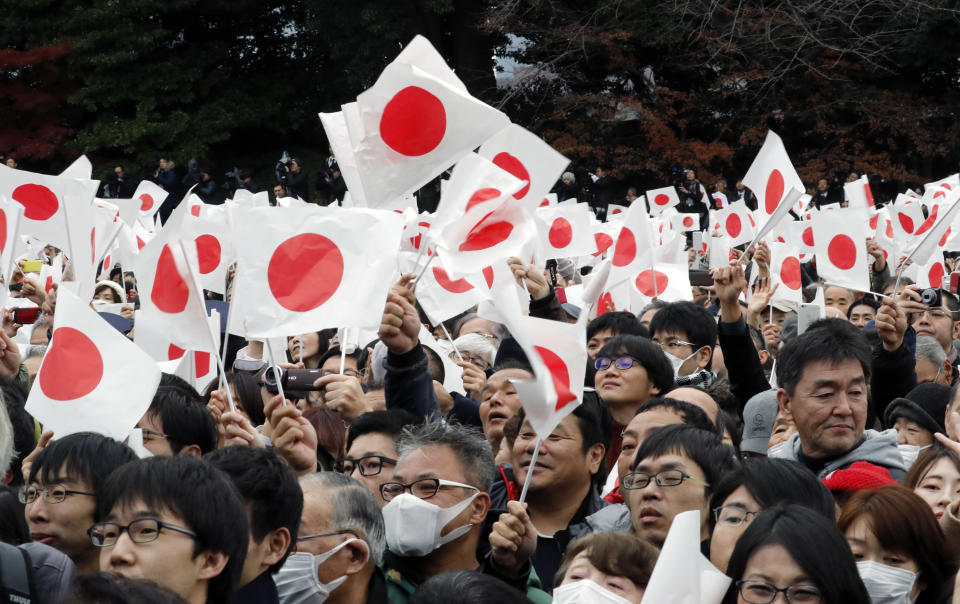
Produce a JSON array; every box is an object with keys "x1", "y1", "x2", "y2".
[
  {"x1": 285, "y1": 331, "x2": 331, "y2": 364},
  {"x1": 632, "y1": 424, "x2": 737, "y2": 497},
  {"x1": 97, "y1": 456, "x2": 248, "y2": 604},
  {"x1": 422, "y1": 345, "x2": 445, "y2": 383},
  {"x1": 553, "y1": 531, "x2": 659, "y2": 589},
  {"x1": 30, "y1": 432, "x2": 137, "y2": 511},
  {"x1": 346, "y1": 409, "x2": 421, "y2": 452},
  {"x1": 0, "y1": 377, "x2": 35, "y2": 485},
  {"x1": 636, "y1": 397, "x2": 717, "y2": 434},
  {"x1": 203, "y1": 447, "x2": 302, "y2": 573},
  {"x1": 409, "y1": 570, "x2": 533, "y2": 604},
  {"x1": 587, "y1": 312, "x2": 648, "y2": 341},
  {"x1": 596, "y1": 335, "x2": 674, "y2": 394},
  {"x1": 149, "y1": 374, "x2": 218, "y2": 455},
  {"x1": 708, "y1": 458, "x2": 834, "y2": 533},
  {"x1": 905, "y1": 442, "x2": 960, "y2": 490},
  {"x1": 648, "y1": 302, "x2": 718, "y2": 369},
  {"x1": 94, "y1": 283, "x2": 121, "y2": 303},
  {"x1": 722, "y1": 504, "x2": 870, "y2": 604},
  {"x1": 0, "y1": 485, "x2": 28, "y2": 545},
  {"x1": 838, "y1": 486, "x2": 954, "y2": 603},
  {"x1": 61, "y1": 573, "x2": 189, "y2": 604},
  {"x1": 775, "y1": 319, "x2": 871, "y2": 396},
  {"x1": 847, "y1": 297, "x2": 881, "y2": 319},
  {"x1": 227, "y1": 372, "x2": 265, "y2": 427},
  {"x1": 303, "y1": 407, "x2": 347, "y2": 471},
  {"x1": 319, "y1": 346, "x2": 367, "y2": 375}
]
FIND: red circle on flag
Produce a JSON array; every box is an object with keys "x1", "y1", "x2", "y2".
[
  {"x1": 635, "y1": 269, "x2": 669, "y2": 297},
  {"x1": 90, "y1": 227, "x2": 95, "y2": 265},
  {"x1": 195, "y1": 351, "x2": 211, "y2": 378},
  {"x1": 151, "y1": 245, "x2": 190, "y2": 313},
  {"x1": 482, "y1": 266, "x2": 494, "y2": 288},
  {"x1": 12, "y1": 184, "x2": 59, "y2": 220},
  {"x1": 885, "y1": 220, "x2": 894, "y2": 239},
  {"x1": 432, "y1": 266, "x2": 474, "y2": 293},
  {"x1": 765, "y1": 169, "x2": 784, "y2": 214},
  {"x1": 168, "y1": 344, "x2": 186, "y2": 360},
  {"x1": 725, "y1": 214, "x2": 742, "y2": 238},
  {"x1": 196, "y1": 234, "x2": 221, "y2": 274},
  {"x1": 548, "y1": 217, "x2": 573, "y2": 249},
  {"x1": 190, "y1": 205, "x2": 201, "y2": 217},
  {"x1": 802, "y1": 226, "x2": 814, "y2": 247},
  {"x1": 533, "y1": 345, "x2": 576, "y2": 410},
  {"x1": 930, "y1": 263, "x2": 946, "y2": 289},
  {"x1": 916, "y1": 208, "x2": 938, "y2": 236},
  {"x1": 140, "y1": 194, "x2": 154, "y2": 212},
  {"x1": 267, "y1": 233, "x2": 344, "y2": 312},
  {"x1": 682, "y1": 216, "x2": 694, "y2": 228},
  {"x1": 379, "y1": 86, "x2": 446, "y2": 156},
  {"x1": 492, "y1": 152, "x2": 531, "y2": 199},
  {"x1": 941, "y1": 227, "x2": 952, "y2": 247},
  {"x1": 612, "y1": 228, "x2": 636, "y2": 267},
  {"x1": 869, "y1": 214, "x2": 879, "y2": 230},
  {"x1": 465, "y1": 188, "x2": 501, "y2": 212},
  {"x1": 137, "y1": 236, "x2": 146, "y2": 251},
  {"x1": 0, "y1": 209, "x2": 7, "y2": 254},
  {"x1": 594, "y1": 233, "x2": 614, "y2": 257},
  {"x1": 654, "y1": 193, "x2": 670, "y2": 206},
  {"x1": 935, "y1": 190, "x2": 946, "y2": 200},
  {"x1": 781, "y1": 257, "x2": 802, "y2": 290},
  {"x1": 898, "y1": 212, "x2": 914, "y2": 234},
  {"x1": 459, "y1": 212, "x2": 514, "y2": 252},
  {"x1": 827, "y1": 234, "x2": 857, "y2": 270},
  {"x1": 539, "y1": 198, "x2": 550, "y2": 208},
  {"x1": 38, "y1": 327, "x2": 104, "y2": 401}
]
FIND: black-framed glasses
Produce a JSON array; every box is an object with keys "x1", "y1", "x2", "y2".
[
  {"x1": 88, "y1": 518, "x2": 197, "y2": 547},
  {"x1": 297, "y1": 529, "x2": 355, "y2": 542},
  {"x1": 594, "y1": 356, "x2": 643, "y2": 371},
  {"x1": 713, "y1": 505, "x2": 760, "y2": 527},
  {"x1": 736, "y1": 580, "x2": 822, "y2": 603},
  {"x1": 379, "y1": 478, "x2": 478, "y2": 502},
  {"x1": 335, "y1": 455, "x2": 397, "y2": 477},
  {"x1": 621, "y1": 469, "x2": 709, "y2": 490},
  {"x1": 139, "y1": 428, "x2": 168, "y2": 442},
  {"x1": 19, "y1": 485, "x2": 95, "y2": 505}
]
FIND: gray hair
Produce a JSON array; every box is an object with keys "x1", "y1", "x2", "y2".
[
  {"x1": 395, "y1": 419, "x2": 495, "y2": 492},
  {"x1": 300, "y1": 473, "x2": 386, "y2": 564},
  {"x1": 452, "y1": 333, "x2": 497, "y2": 368},
  {"x1": 916, "y1": 335, "x2": 947, "y2": 368}
]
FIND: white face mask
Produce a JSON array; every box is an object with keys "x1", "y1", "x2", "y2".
[
  {"x1": 767, "y1": 441, "x2": 790, "y2": 458},
  {"x1": 553, "y1": 579, "x2": 635, "y2": 604},
  {"x1": 382, "y1": 492, "x2": 477, "y2": 557},
  {"x1": 898, "y1": 444, "x2": 930, "y2": 469},
  {"x1": 856, "y1": 560, "x2": 918, "y2": 604},
  {"x1": 274, "y1": 538, "x2": 361, "y2": 604},
  {"x1": 125, "y1": 428, "x2": 153, "y2": 459},
  {"x1": 667, "y1": 347, "x2": 702, "y2": 378}
]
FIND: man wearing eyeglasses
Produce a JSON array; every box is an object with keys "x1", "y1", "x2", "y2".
[
  {"x1": 92, "y1": 456, "x2": 249, "y2": 604},
  {"x1": 649, "y1": 301, "x2": 719, "y2": 389},
  {"x1": 339, "y1": 409, "x2": 418, "y2": 507},
  {"x1": 24, "y1": 432, "x2": 136, "y2": 573}
]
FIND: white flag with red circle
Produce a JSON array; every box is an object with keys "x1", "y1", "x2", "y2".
[
  {"x1": 606, "y1": 202, "x2": 655, "y2": 289},
  {"x1": 431, "y1": 153, "x2": 525, "y2": 231},
  {"x1": 671, "y1": 213, "x2": 700, "y2": 233},
  {"x1": 714, "y1": 201, "x2": 756, "y2": 247},
  {"x1": 844, "y1": 175, "x2": 875, "y2": 209},
  {"x1": 768, "y1": 242, "x2": 803, "y2": 304},
  {"x1": 134, "y1": 307, "x2": 219, "y2": 393},
  {"x1": 742, "y1": 130, "x2": 805, "y2": 218},
  {"x1": 131, "y1": 180, "x2": 168, "y2": 226},
  {"x1": 25, "y1": 286, "x2": 161, "y2": 440},
  {"x1": 413, "y1": 254, "x2": 491, "y2": 324},
  {"x1": 812, "y1": 208, "x2": 870, "y2": 292},
  {"x1": 535, "y1": 203, "x2": 595, "y2": 259},
  {"x1": 230, "y1": 206, "x2": 404, "y2": 337},
  {"x1": 901, "y1": 189, "x2": 960, "y2": 268},
  {"x1": 477, "y1": 124, "x2": 570, "y2": 213},
  {"x1": 629, "y1": 262, "x2": 692, "y2": 306},
  {"x1": 179, "y1": 216, "x2": 233, "y2": 295},
  {"x1": 922, "y1": 175, "x2": 959, "y2": 208},
  {"x1": 911, "y1": 256, "x2": 948, "y2": 290},
  {"x1": 646, "y1": 186, "x2": 681, "y2": 214},
  {"x1": 0, "y1": 196, "x2": 23, "y2": 284},
  {"x1": 61, "y1": 194, "x2": 98, "y2": 301},
  {"x1": 0, "y1": 164, "x2": 96, "y2": 251},
  {"x1": 890, "y1": 196, "x2": 924, "y2": 239},
  {"x1": 591, "y1": 221, "x2": 619, "y2": 258}
]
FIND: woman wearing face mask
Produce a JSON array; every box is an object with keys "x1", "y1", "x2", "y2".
[
  {"x1": 883, "y1": 383, "x2": 950, "y2": 469},
  {"x1": 552, "y1": 532, "x2": 659, "y2": 604},
  {"x1": 838, "y1": 486, "x2": 955, "y2": 604},
  {"x1": 722, "y1": 504, "x2": 870, "y2": 604},
  {"x1": 904, "y1": 443, "x2": 960, "y2": 522}
]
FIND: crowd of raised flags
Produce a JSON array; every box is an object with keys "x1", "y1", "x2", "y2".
[{"x1": 2, "y1": 34, "x2": 960, "y2": 604}]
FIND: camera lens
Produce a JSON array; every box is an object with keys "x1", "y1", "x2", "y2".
[{"x1": 921, "y1": 288, "x2": 938, "y2": 306}]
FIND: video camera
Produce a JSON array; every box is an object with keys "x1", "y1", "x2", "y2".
[
  {"x1": 275, "y1": 151, "x2": 293, "y2": 184},
  {"x1": 261, "y1": 367, "x2": 323, "y2": 396}
]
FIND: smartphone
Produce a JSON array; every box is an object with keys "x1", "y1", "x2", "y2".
[
  {"x1": 12, "y1": 307, "x2": 40, "y2": 324},
  {"x1": 21, "y1": 260, "x2": 42, "y2": 273}
]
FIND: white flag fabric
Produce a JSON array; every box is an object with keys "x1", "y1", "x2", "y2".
[
  {"x1": 319, "y1": 107, "x2": 368, "y2": 206},
  {"x1": 535, "y1": 203, "x2": 595, "y2": 259},
  {"x1": 844, "y1": 175, "x2": 875, "y2": 209},
  {"x1": 477, "y1": 124, "x2": 570, "y2": 213},
  {"x1": 230, "y1": 206, "x2": 404, "y2": 337},
  {"x1": 768, "y1": 242, "x2": 803, "y2": 305},
  {"x1": 742, "y1": 130, "x2": 805, "y2": 217},
  {"x1": 26, "y1": 287, "x2": 161, "y2": 440},
  {"x1": 414, "y1": 255, "x2": 491, "y2": 324},
  {"x1": 812, "y1": 208, "x2": 870, "y2": 292},
  {"x1": 640, "y1": 511, "x2": 731, "y2": 604},
  {"x1": 714, "y1": 201, "x2": 756, "y2": 247},
  {"x1": 130, "y1": 180, "x2": 168, "y2": 226},
  {"x1": 645, "y1": 186, "x2": 681, "y2": 214},
  {"x1": 179, "y1": 215, "x2": 233, "y2": 294},
  {"x1": 0, "y1": 164, "x2": 97, "y2": 250},
  {"x1": 0, "y1": 196, "x2": 23, "y2": 284},
  {"x1": 901, "y1": 189, "x2": 960, "y2": 267},
  {"x1": 607, "y1": 202, "x2": 654, "y2": 289},
  {"x1": 890, "y1": 196, "x2": 924, "y2": 239},
  {"x1": 60, "y1": 155, "x2": 93, "y2": 179},
  {"x1": 629, "y1": 262, "x2": 692, "y2": 306}
]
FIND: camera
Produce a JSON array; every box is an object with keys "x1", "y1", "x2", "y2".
[
  {"x1": 670, "y1": 167, "x2": 685, "y2": 191},
  {"x1": 261, "y1": 367, "x2": 323, "y2": 396},
  {"x1": 920, "y1": 288, "x2": 942, "y2": 308},
  {"x1": 275, "y1": 151, "x2": 293, "y2": 184}
]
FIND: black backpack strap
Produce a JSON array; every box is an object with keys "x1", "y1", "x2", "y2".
[{"x1": 0, "y1": 542, "x2": 31, "y2": 603}]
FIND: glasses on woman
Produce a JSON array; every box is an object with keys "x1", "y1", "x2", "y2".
[
  {"x1": 736, "y1": 580, "x2": 822, "y2": 604},
  {"x1": 713, "y1": 505, "x2": 760, "y2": 527}
]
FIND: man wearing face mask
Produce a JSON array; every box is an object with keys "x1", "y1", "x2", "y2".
[
  {"x1": 649, "y1": 301, "x2": 718, "y2": 390},
  {"x1": 379, "y1": 420, "x2": 551, "y2": 603},
  {"x1": 274, "y1": 472, "x2": 387, "y2": 604}
]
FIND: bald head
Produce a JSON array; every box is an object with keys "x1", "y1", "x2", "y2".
[{"x1": 665, "y1": 387, "x2": 718, "y2": 422}]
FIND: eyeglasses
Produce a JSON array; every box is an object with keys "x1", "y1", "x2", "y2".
[
  {"x1": 297, "y1": 529, "x2": 355, "y2": 542},
  {"x1": 652, "y1": 338, "x2": 696, "y2": 352},
  {"x1": 88, "y1": 518, "x2": 197, "y2": 547},
  {"x1": 621, "y1": 469, "x2": 709, "y2": 490},
  {"x1": 736, "y1": 580, "x2": 822, "y2": 603},
  {"x1": 594, "y1": 356, "x2": 643, "y2": 371},
  {"x1": 335, "y1": 455, "x2": 396, "y2": 477},
  {"x1": 19, "y1": 485, "x2": 94, "y2": 505},
  {"x1": 139, "y1": 428, "x2": 168, "y2": 442},
  {"x1": 915, "y1": 308, "x2": 953, "y2": 320},
  {"x1": 379, "y1": 478, "x2": 478, "y2": 502},
  {"x1": 713, "y1": 505, "x2": 760, "y2": 527},
  {"x1": 320, "y1": 368, "x2": 361, "y2": 378}
]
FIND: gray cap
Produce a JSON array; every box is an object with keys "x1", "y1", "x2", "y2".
[{"x1": 740, "y1": 390, "x2": 779, "y2": 455}]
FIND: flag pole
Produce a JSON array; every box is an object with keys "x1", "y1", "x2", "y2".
[
  {"x1": 518, "y1": 438, "x2": 543, "y2": 505},
  {"x1": 411, "y1": 252, "x2": 438, "y2": 291},
  {"x1": 439, "y1": 321, "x2": 464, "y2": 362}
]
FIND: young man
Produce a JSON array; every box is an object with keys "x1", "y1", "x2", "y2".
[
  {"x1": 25, "y1": 432, "x2": 136, "y2": 573},
  {"x1": 479, "y1": 361, "x2": 535, "y2": 458},
  {"x1": 92, "y1": 455, "x2": 249, "y2": 604},
  {"x1": 340, "y1": 409, "x2": 419, "y2": 507},
  {"x1": 585, "y1": 312, "x2": 647, "y2": 359},
  {"x1": 649, "y1": 301, "x2": 718, "y2": 388},
  {"x1": 135, "y1": 374, "x2": 218, "y2": 457},
  {"x1": 205, "y1": 446, "x2": 302, "y2": 603}
]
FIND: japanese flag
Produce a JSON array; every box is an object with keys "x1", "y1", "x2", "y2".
[
  {"x1": 901, "y1": 189, "x2": 960, "y2": 267},
  {"x1": 671, "y1": 213, "x2": 700, "y2": 233},
  {"x1": 348, "y1": 44, "x2": 510, "y2": 205},
  {"x1": 60, "y1": 155, "x2": 93, "y2": 179},
  {"x1": 431, "y1": 153, "x2": 525, "y2": 232},
  {"x1": 715, "y1": 201, "x2": 756, "y2": 247},
  {"x1": 0, "y1": 196, "x2": 23, "y2": 284},
  {"x1": 179, "y1": 216, "x2": 233, "y2": 295},
  {"x1": 891, "y1": 195, "x2": 925, "y2": 239},
  {"x1": 414, "y1": 255, "x2": 491, "y2": 324},
  {"x1": 913, "y1": 256, "x2": 948, "y2": 290},
  {"x1": 25, "y1": 287, "x2": 161, "y2": 440},
  {"x1": 607, "y1": 202, "x2": 655, "y2": 289},
  {"x1": 812, "y1": 208, "x2": 870, "y2": 292},
  {"x1": 0, "y1": 164, "x2": 96, "y2": 250},
  {"x1": 477, "y1": 124, "x2": 570, "y2": 213},
  {"x1": 844, "y1": 175, "x2": 875, "y2": 209},
  {"x1": 922, "y1": 175, "x2": 959, "y2": 207},
  {"x1": 131, "y1": 180, "x2": 168, "y2": 226},
  {"x1": 134, "y1": 308, "x2": 220, "y2": 393},
  {"x1": 320, "y1": 106, "x2": 368, "y2": 206},
  {"x1": 591, "y1": 221, "x2": 619, "y2": 258},
  {"x1": 536, "y1": 203, "x2": 595, "y2": 259},
  {"x1": 646, "y1": 186, "x2": 681, "y2": 214},
  {"x1": 629, "y1": 263, "x2": 692, "y2": 305},
  {"x1": 768, "y1": 242, "x2": 803, "y2": 304},
  {"x1": 742, "y1": 130, "x2": 805, "y2": 218},
  {"x1": 230, "y1": 206, "x2": 404, "y2": 337}
]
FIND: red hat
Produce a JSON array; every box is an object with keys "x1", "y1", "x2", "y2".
[{"x1": 822, "y1": 461, "x2": 897, "y2": 492}]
